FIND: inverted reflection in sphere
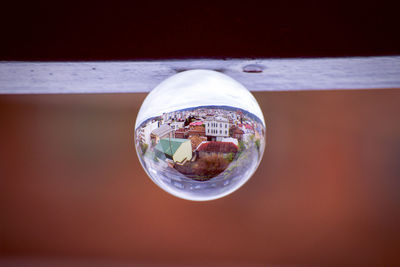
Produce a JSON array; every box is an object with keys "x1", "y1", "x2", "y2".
[{"x1": 135, "y1": 70, "x2": 266, "y2": 201}]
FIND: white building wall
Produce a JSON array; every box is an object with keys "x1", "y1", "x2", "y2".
[
  {"x1": 142, "y1": 121, "x2": 159, "y2": 145},
  {"x1": 205, "y1": 118, "x2": 229, "y2": 138},
  {"x1": 170, "y1": 121, "x2": 184, "y2": 130}
]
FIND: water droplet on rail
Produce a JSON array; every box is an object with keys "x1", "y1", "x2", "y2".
[
  {"x1": 243, "y1": 64, "x2": 265, "y2": 73},
  {"x1": 134, "y1": 70, "x2": 266, "y2": 201}
]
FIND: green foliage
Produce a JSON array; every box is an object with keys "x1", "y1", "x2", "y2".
[
  {"x1": 255, "y1": 139, "x2": 260, "y2": 151},
  {"x1": 184, "y1": 116, "x2": 194, "y2": 126},
  {"x1": 225, "y1": 152, "x2": 234, "y2": 162},
  {"x1": 140, "y1": 143, "x2": 148, "y2": 155},
  {"x1": 238, "y1": 140, "x2": 245, "y2": 152}
]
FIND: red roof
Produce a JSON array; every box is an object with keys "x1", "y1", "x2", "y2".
[
  {"x1": 233, "y1": 128, "x2": 244, "y2": 134},
  {"x1": 190, "y1": 125, "x2": 205, "y2": 132},
  {"x1": 175, "y1": 128, "x2": 185, "y2": 133},
  {"x1": 197, "y1": 141, "x2": 238, "y2": 153},
  {"x1": 190, "y1": 121, "x2": 203, "y2": 126}
]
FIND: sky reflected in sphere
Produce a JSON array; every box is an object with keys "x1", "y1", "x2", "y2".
[{"x1": 134, "y1": 70, "x2": 266, "y2": 201}]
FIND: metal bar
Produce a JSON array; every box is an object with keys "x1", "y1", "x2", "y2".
[{"x1": 0, "y1": 56, "x2": 399, "y2": 94}]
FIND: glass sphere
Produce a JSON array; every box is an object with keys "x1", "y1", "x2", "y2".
[{"x1": 134, "y1": 70, "x2": 266, "y2": 201}]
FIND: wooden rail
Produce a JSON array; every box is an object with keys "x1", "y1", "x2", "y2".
[{"x1": 1, "y1": 56, "x2": 399, "y2": 94}]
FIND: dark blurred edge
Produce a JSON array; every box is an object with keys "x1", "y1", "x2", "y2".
[
  {"x1": 0, "y1": 258, "x2": 270, "y2": 267},
  {"x1": 0, "y1": 1, "x2": 399, "y2": 61}
]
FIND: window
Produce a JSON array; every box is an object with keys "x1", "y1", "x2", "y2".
[
  {"x1": 220, "y1": 130, "x2": 222, "y2": 134},
  {"x1": 220, "y1": 123, "x2": 222, "y2": 127},
  {"x1": 225, "y1": 130, "x2": 227, "y2": 134},
  {"x1": 225, "y1": 124, "x2": 227, "y2": 128}
]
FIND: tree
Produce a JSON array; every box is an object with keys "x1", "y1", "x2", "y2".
[
  {"x1": 238, "y1": 140, "x2": 245, "y2": 152},
  {"x1": 225, "y1": 152, "x2": 234, "y2": 162},
  {"x1": 255, "y1": 139, "x2": 260, "y2": 151},
  {"x1": 249, "y1": 134, "x2": 255, "y2": 141},
  {"x1": 140, "y1": 143, "x2": 148, "y2": 155},
  {"x1": 184, "y1": 115, "x2": 195, "y2": 126}
]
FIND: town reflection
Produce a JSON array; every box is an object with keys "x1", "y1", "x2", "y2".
[{"x1": 135, "y1": 105, "x2": 265, "y2": 199}]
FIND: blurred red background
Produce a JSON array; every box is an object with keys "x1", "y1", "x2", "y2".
[{"x1": 1, "y1": 90, "x2": 400, "y2": 266}]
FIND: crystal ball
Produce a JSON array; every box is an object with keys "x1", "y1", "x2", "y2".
[{"x1": 134, "y1": 70, "x2": 266, "y2": 201}]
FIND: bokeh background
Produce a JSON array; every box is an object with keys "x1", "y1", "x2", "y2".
[{"x1": 1, "y1": 90, "x2": 400, "y2": 266}]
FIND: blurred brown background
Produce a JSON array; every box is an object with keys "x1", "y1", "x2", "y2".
[{"x1": 1, "y1": 90, "x2": 400, "y2": 266}]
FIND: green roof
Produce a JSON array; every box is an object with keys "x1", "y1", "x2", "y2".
[{"x1": 155, "y1": 138, "x2": 189, "y2": 156}]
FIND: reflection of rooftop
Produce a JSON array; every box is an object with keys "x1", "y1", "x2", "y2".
[
  {"x1": 151, "y1": 124, "x2": 173, "y2": 136},
  {"x1": 190, "y1": 125, "x2": 205, "y2": 132},
  {"x1": 205, "y1": 116, "x2": 228, "y2": 122},
  {"x1": 155, "y1": 138, "x2": 190, "y2": 157},
  {"x1": 197, "y1": 141, "x2": 238, "y2": 153},
  {"x1": 189, "y1": 121, "x2": 203, "y2": 126}
]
